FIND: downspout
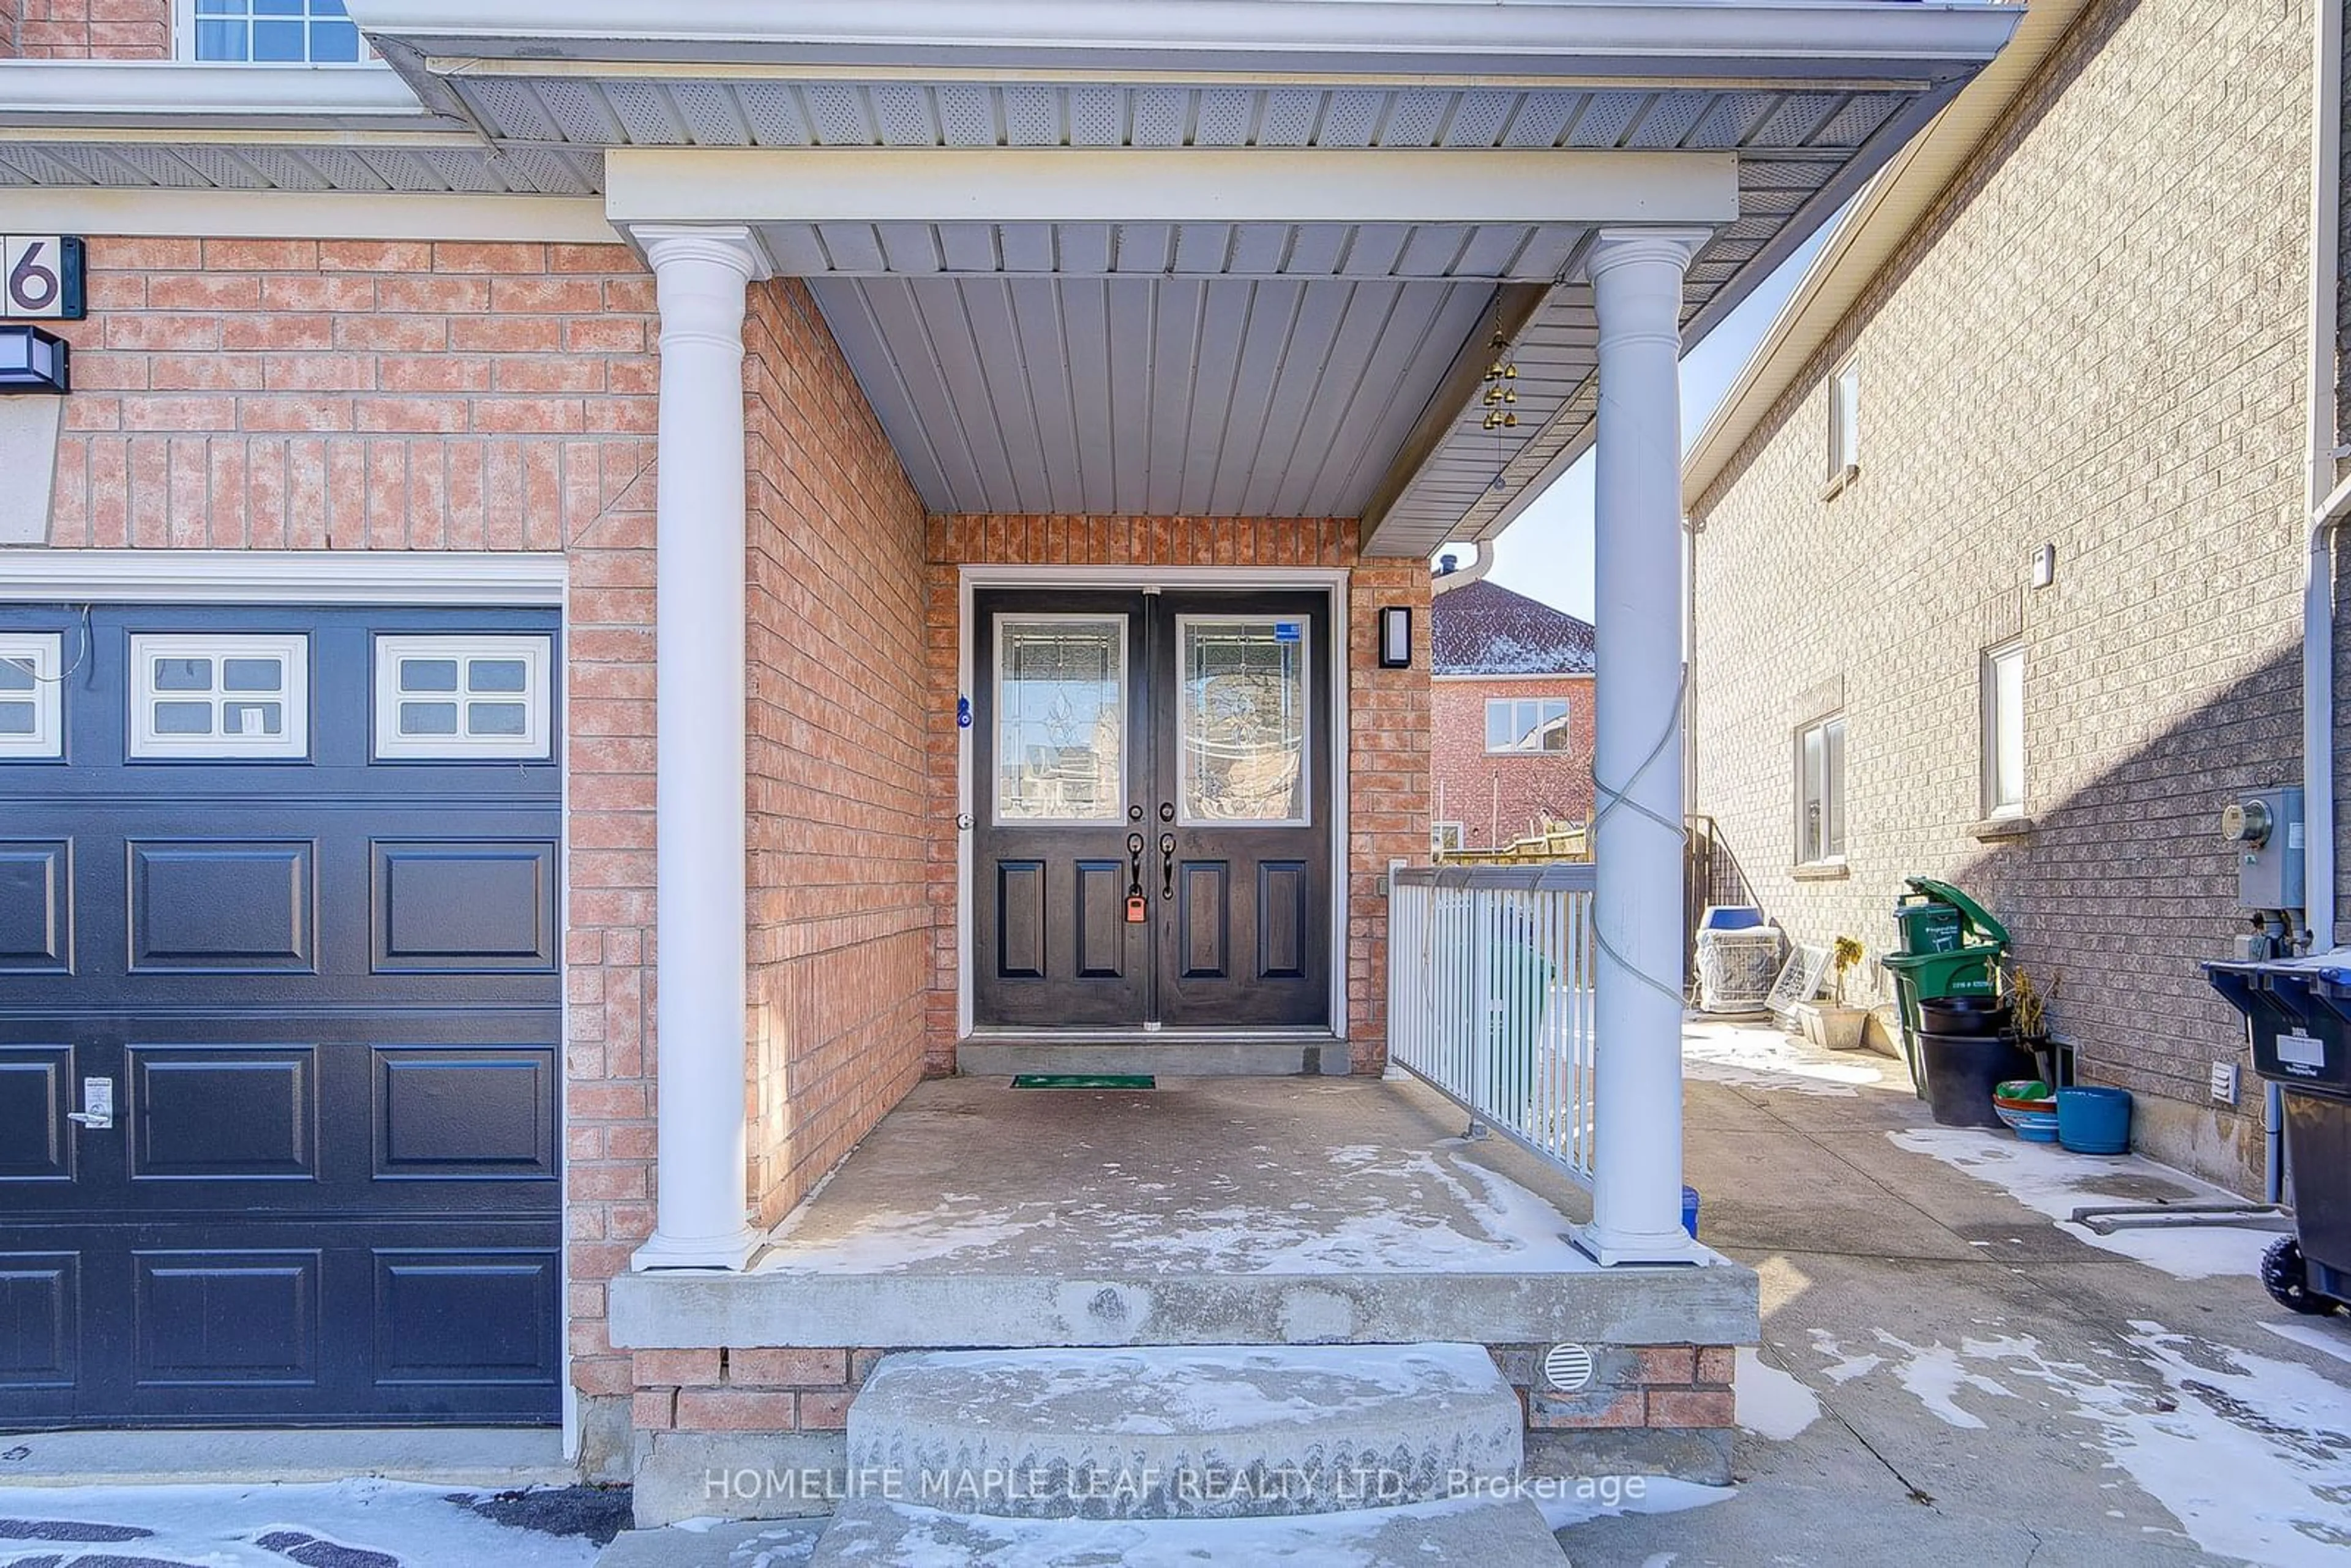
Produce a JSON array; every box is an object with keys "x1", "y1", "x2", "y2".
[{"x1": 2287, "y1": 0, "x2": 2345, "y2": 1206}]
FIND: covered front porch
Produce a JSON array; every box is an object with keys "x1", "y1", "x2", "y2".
[{"x1": 609, "y1": 1072, "x2": 1757, "y2": 1526}]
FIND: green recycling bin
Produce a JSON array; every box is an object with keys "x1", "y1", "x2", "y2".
[{"x1": 1883, "y1": 879, "x2": 2010, "y2": 1098}]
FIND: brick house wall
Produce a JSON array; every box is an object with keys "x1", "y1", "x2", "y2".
[
  {"x1": 923, "y1": 516, "x2": 1432, "y2": 1074},
  {"x1": 1430, "y1": 673, "x2": 1595, "y2": 850},
  {"x1": 8, "y1": 0, "x2": 171, "y2": 57},
  {"x1": 1687, "y1": 0, "x2": 2311, "y2": 1193}
]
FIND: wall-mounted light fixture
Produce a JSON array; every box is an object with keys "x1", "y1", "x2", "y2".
[
  {"x1": 0, "y1": 326, "x2": 69, "y2": 394},
  {"x1": 2031, "y1": 541, "x2": 2057, "y2": 590},
  {"x1": 1378, "y1": 606, "x2": 1413, "y2": 669}
]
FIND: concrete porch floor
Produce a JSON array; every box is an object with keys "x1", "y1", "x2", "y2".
[{"x1": 608, "y1": 1075, "x2": 1757, "y2": 1354}]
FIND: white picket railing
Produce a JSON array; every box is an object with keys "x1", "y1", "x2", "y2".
[{"x1": 1386, "y1": 861, "x2": 1599, "y2": 1187}]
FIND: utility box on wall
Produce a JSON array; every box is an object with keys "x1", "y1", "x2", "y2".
[{"x1": 2221, "y1": 786, "x2": 2305, "y2": 914}]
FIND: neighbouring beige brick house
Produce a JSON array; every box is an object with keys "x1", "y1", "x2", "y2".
[
  {"x1": 0, "y1": 0, "x2": 2020, "y2": 1531},
  {"x1": 1684, "y1": 0, "x2": 2338, "y2": 1195}
]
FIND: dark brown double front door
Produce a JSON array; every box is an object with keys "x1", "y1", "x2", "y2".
[{"x1": 973, "y1": 589, "x2": 1332, "y2": 1031}]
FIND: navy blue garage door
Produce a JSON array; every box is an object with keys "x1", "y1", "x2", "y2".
[{"x1": 0, "y1": 604, "x2": 562, "y2": 1427}]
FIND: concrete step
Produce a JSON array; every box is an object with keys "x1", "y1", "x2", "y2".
[
  {"x1": 846, "y1": 1343, "x2": 1521, "y2": 1520},
  {"x1": 955, "y1": 1037, "x2": 1351, "y2": 1076},
  {"x1": 807, "y1": 1495, "x2": 1570, "y2": 1565}
]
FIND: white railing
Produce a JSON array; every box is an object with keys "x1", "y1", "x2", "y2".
[{"x1": 1386, "y1": 861, "x2": 1598, "y2": 1187}]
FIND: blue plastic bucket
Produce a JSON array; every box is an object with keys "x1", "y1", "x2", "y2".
[
  {"x1": 2057, "y1": 1086, "x2": 2132, "y2": 1155},
  {"x1": 1681, "y1": 1184, "x2": 1701, "y2": 1239}
]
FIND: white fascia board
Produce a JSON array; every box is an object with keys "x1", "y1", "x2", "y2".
[
  {"x1": 0, "y1": 61, "x2": 432, "y2": 129},
  {"x1": 352, "y1": 1, "x2": 2022, "y2": 79},
  {"x1": 0, "y1": 188, "x2": 617, "y2": 242},
  {"x1": 0, "y1": 549, "x2": 566, "y2": 605},
  {"x1": 607, "y1": 147, "x2": 1738, "y2": 228}
]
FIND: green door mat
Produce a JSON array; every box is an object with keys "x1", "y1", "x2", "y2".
[{"x1": 1011, "y1": 1075, "x2": 1157, "y2": 1089}]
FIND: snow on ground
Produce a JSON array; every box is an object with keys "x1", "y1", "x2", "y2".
[
  {"x1": 1732, "y1": 1347, "x2": 1820, "y2": 1441},
  {"x1": 762, "y1": 1141, "x2": 1593, "y2": 1275},
  {"x1": 2265, "y1": 1318, "x2": 2351, "y2": 1368},
  {"x1": 0, "y1": 1478, "x2": 602, "y2": 1568},
  {"x1": 1536, "y1": 1477, "x2": 1736, "y2": 1532},
  {"x1": 1888, "y1": 1127, "x2": 2279, "y2": 1281},
  {"x1": 1679, "y1": 1021, "x2": 1888, "y2": 1097},
  {"x1": 1794, "y1": 1324, "x2": 2351, "y2": 1566}
]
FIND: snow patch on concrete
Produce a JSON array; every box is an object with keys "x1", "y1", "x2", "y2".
[
  {"x1": 1681, "y1": 1021, "x2": 1885, "y2": 1097},
  {"x1": 0, "y1": 1478, "x2": 599, "y2": 1568},
  {"x1": 2264, "y1": 1318, "x2": 2351, "y2": 1368},
  {"x1": 1888, "y1": 1128, "x2": 2277, "y2": 1280},
  {"x1": 1733, "y1": 1348, "x2": 1820, "y2": 1441}
]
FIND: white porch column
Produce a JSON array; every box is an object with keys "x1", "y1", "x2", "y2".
[
  {"x1": 1578, "y1": 226, "x2": 1711, "y2": 1267},
  {"x1": 633, "y1": 225, "x2": 764, "y2": 1272}
]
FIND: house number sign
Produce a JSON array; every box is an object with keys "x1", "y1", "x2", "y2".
[{"x1": 2, "y1": 236, "x2": 86, "y2": 320}]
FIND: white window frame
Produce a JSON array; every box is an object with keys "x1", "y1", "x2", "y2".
[
  {"x1": 1174, "y1": 612, "x2": 1313, "y2": 829},
  {"x1": 1432, "y1": 820, "x2": 1464, "y2": 855},
  {"x1": 1825, "y1": 359, "x2": 1860, "y2": 489},
  {"x1": 1982, "y1": 639, "x2": 2026, "y2": 819},
  {"x1": 1796, "y1": 711, "x2": 1847, "y2": 866},
  {"x1": 129, "y1": 632, "x2": 309, "y2": 760},
  {"x1": 0, "y1": 632, "x2": 64, "y2": 762},
  {"x1": 174, "y1": 0, "x2": 369, "y2": 64},
  {"x1": 1485, "y1": 695, "x2": 1572, "y2": 754},
  {"x1": 373, "y1": 634, "x2": 553, "y2": 761}
]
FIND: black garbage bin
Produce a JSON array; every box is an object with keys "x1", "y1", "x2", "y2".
[{"x1": 2205, "y1": 958, "x2": 2351, "y2": 1314}]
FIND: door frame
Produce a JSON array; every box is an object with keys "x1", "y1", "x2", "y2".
[
  {"x1": 0, "y1": 548, "x2": 579, "y2": 1456},
  {"x1": 956, "y1": 563, "x2": 1351, "y2": 1043}
]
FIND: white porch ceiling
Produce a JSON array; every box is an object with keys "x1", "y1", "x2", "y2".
[{"x1": 0, "y1": 3, "x2": 2025, "y2": 553}]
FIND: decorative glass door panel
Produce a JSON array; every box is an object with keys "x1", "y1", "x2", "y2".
[
  {"x1": 1177, "y1": 617, "x2": 1309, "y2": 827},
  {"x1": 994, "y1": 617, "x2": 1127, "y2": 823}
]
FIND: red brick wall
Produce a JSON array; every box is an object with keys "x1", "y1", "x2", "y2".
[
  {"x1": 742, "y1": 279, "x2": 931, "y2": 1229},
  {"x1": 11, "y1": 0, "x2": 170, "y2": 56},
  {"x1": 923, "y1": 517, "x2": 1432, "y2": 1072},
  {"x1": 1430, "y1": 674, "x2": 1595, "y2": 849}
]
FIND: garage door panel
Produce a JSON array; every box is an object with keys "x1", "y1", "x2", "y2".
[
  {"x1": 0, "y1": 1047, "x2": 72, "y2": 1182},
  {"x1": 0, "y1": 1253, "x2": 78, "y2": 1391},
  {"x1": 129, "y1": 1047, "x2": 317, "y2": 1183},
  {"x1": 0, "y1": 841, "x2": 72, "y2": 973},
  {"x1": 0, "y1": 604, "x2": 560, "y2": 1428},
  {"x1": 373, "y1": 1250, "x2": 560, "y2": 1387},
  {"x1": 375, "y1": 1047, "x2": 555, "y2": 1181},
  {"x1": 133, "y1": 1250, "x2": 320, "y2": 1388},
  {"x1": 373, "y1": 841, "x2": 557, "y2": 974},
  {"x1": 128, "y1": 841, "x2": 316, "y2": 975}
]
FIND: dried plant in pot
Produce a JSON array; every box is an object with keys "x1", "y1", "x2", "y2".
[{"x1": 1792, "y1": 936, "x2": 1873, "y2": 1051}]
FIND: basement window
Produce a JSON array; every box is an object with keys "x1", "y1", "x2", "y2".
[
  {"x1": 185, "y1": 0, "x2": 364, "y2": 64},
  {"x1": 130, "y1": 633, "x2": 308, "y2": 760},
  {"x1": 374, "y1": 636, "x2": 553, "y2": 761},
  {"x1": 0, "y1": 633, "x2": 63, "y2": 761}
]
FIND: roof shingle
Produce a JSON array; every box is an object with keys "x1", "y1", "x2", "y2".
[{"x1": 1430, "y1": 579, "x2": 1596, "y2": 676}]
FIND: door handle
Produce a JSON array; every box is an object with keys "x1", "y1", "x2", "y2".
[
  {"x1": 67, "y1": 1076, "x2": 113, "y2": 1131},
  {"x1": 1160, "y1": 833, "x2": 1176, "y2": 901}
]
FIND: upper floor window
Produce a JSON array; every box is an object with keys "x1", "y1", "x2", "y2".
[
  {"x1": 1825, "y1": 359, "x2": 1860, "y2": 487},
  {"x1": 1797, "y1": 713, "x2": 1846, "y2": 865},
  {"x1": 1982, "y1": 639, "x2": 2026, "y2": 818},
  {"x1": 187, "y1": 0, "x2": 364, "y2": 64},
  {"x1": 1487, "y1": 697, "x2": 1571, "y2": 754}
]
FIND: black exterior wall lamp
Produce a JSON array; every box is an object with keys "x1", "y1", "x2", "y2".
[
  {"x1": 0, "y1": 325, "x2": 69, "y2": 394},
  {"x1": 1378, "y1": 605, "x2": 1413, "y2": 669}
]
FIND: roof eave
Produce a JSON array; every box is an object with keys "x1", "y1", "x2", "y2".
[
  {"x1": 1679, "y1": 0, "x2": 2091, "y2": 510},
  {"x1": 0, "y1": 61, "x2": 437, "y2": 130}
]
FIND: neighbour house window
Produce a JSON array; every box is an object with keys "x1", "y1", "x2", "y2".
[
  {"x1": 129, "y1": 634, "x2": 308, "y2": 760},
  {"x1": 1486, "y1": 697, "x2": 1571, "y2": 754},
  {"x1": 1433, "y1": 822, "x2": 1464, "y2": 855},
  {"x1": 0, "y1": 633, "x2": 63, "y2": 761},
  {"x1": 1982, "y1": 639, "x2": 2026, "y2": 818},
  {"x1": 1826, "y1": 360, "x2": 1860, "y2": 485},
  {"x1": 186, "y1": 0, "x2": 364, "y2": 63},
  {"x1": 373, "y1": 636, "x2": 554, "y2": 760},
  {"x1": 1797, "y1": 713, "x2": 1847, "y2": 865}
]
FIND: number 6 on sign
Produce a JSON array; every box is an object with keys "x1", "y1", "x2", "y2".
[{"x1": 2, "y1": 236, "x2": 85, "y2": 321}]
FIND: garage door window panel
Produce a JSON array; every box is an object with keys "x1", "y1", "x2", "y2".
[
  {"x1": 130, "y1": 635, "x2": 307, "y2": 760},
  {"x1": 374, "y1": 637, "x2": 552, "y2": 760},
  {"x1": 0, "y1": 634, "x2": 63, "y2": 761}
]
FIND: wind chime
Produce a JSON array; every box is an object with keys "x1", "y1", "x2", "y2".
[{"x1": 1480, "y1": 329, "x2": 1518, "y2": 430}]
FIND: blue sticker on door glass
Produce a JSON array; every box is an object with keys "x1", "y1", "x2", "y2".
[{"x1": 1273, "y1": 623, "x2": 1302, "y2": 643}]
